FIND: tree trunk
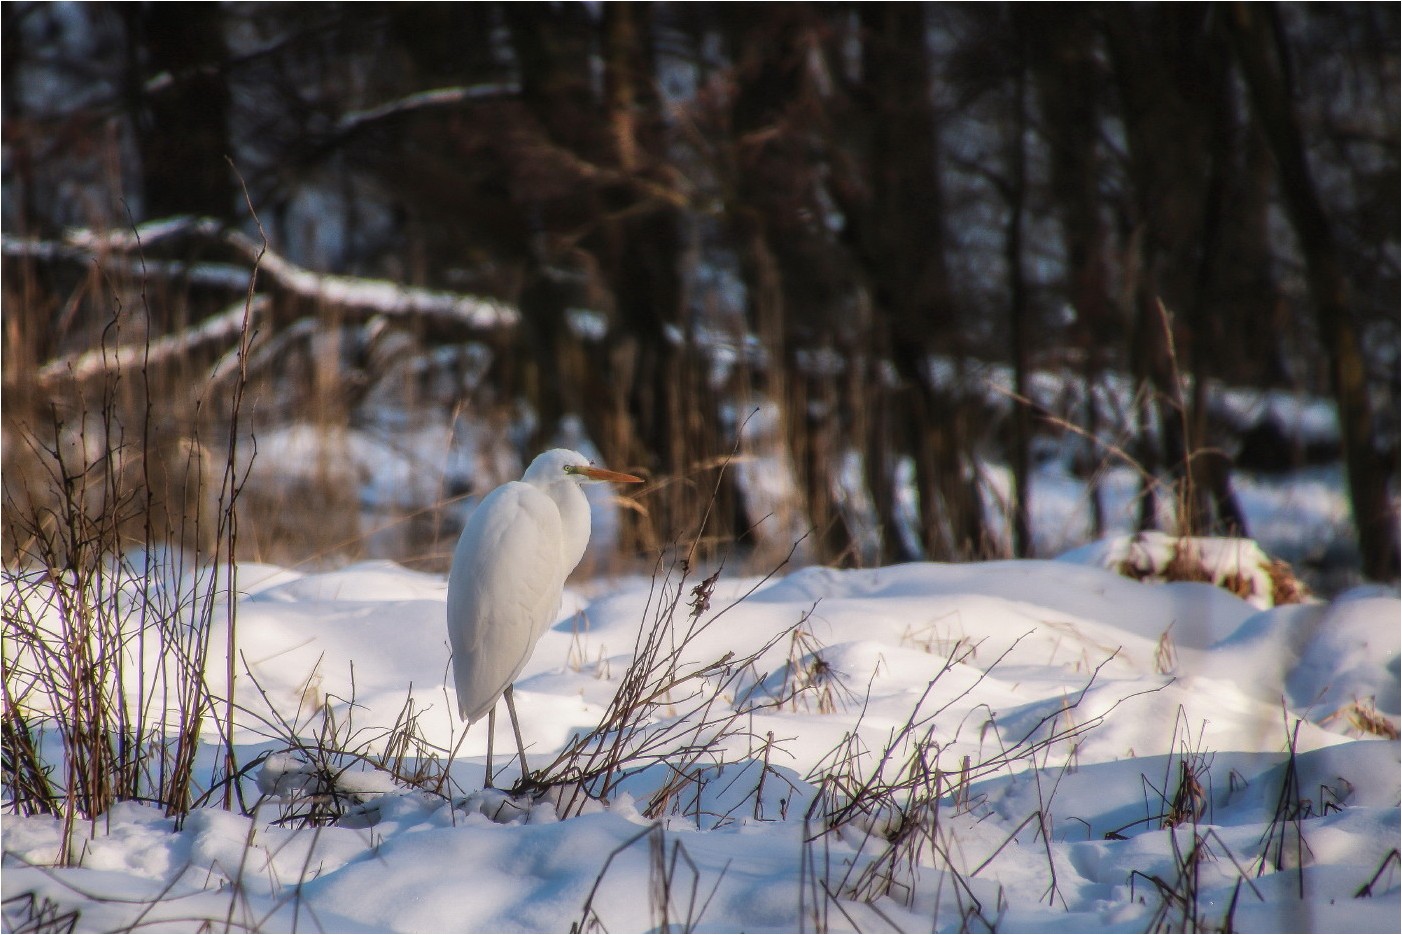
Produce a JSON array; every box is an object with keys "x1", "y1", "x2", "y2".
[
  {"x1": 1006, "y1": 18, "x2": 1033, "y2": 557},
  {"x1": 721, "y1": 5, "x2": 857, "y2": 565},
  {"x1": 852, "y1": 3, "x2": 985, "y2": 561},
  {"x1": 126, "y1": 5, "x2": 233, "y2": 221},
  {"x1": 596, "y1": 4, "x2": 742, "y2": 558},
  {"x1": 1103, "y1": 8, "x2": 1220, "y2": 535},
  {"x1": 1025, "y1": 8, "x2": 1115, "y2": 544},
  {"x1": 1226, "y1": 3, "x2": 1399, "y2": 580}
]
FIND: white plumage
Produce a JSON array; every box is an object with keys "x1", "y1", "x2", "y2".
[{"x1": 445, "y1": 448, "x2": 642, "y2": 784}]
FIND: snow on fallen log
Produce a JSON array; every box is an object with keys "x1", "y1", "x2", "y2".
[
  {"x1": 217, "y1": 227, "x2": 519, "y2": 330},
  {"x1": 22, "y1": 220, "x2": 522, "y2": 329},
  {"x1": 36, "y1": 296, "x2": 269, "y2": 385},
  {"x1": 62, "y1": 215, "x2": 222, "y2": 252},
  {"x1": 50, "y1": 217, "x2": 519, "y2": 328},
  {"x1": 7, "y1": 219, "x2": 522, "y2": 381},
  {"x1": 2, "y1": 232, "x2": 255, "y2": 290}
]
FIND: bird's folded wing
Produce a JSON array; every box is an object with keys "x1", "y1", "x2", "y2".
[{"x1": 446, "y1": 482, "x2": 566, "y2": 723}]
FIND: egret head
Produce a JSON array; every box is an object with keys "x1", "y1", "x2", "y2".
[{"x1": 524, "y1": 448, "x2": 644, "y2": 486}]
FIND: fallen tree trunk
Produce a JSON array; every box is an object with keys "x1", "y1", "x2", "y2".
[{"x1": 5, "y1": 216, "x2": 521, "y2": 387}]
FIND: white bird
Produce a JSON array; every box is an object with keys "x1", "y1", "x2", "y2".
[{"x1": 447, "y1": 448, "x2": 643, "y2": 788}]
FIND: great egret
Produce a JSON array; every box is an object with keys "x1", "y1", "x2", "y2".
[{"x1": 446, "y1": 448, "x2": 643, "y2": 787}]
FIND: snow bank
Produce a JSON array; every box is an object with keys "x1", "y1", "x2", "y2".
[{"x1": 4, "y1": 544, "x2": 1398, "y2": 932}]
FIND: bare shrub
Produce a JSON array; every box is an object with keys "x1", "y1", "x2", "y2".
[
  {"x1": 0, "y1": 890, "x2": 82, "y2": 933},
  {"x1": 570, "y1": 822, "x2": 727, "y2": 933},
  {"x1": 516, "y1": 448, "x2": 815, "y2": 821},
  {"x1": 527, "y1": 544, "x2": 802, "y2": 818},
  {"x1": 2, "y1": 232, "x2": 258, "y2": 856},
  {"x1": 237, "y1": 660, "x2": 459, "y2": 828},
  {"x1": 799, "y1": 640, "x2": 1167, "y2": 926},
  {"x1": 1255, "y1": 717, "x2": 1314, "y2": 894},
  {"x1": 773, "y1": 622, "x2": 856, "y2": 714}
]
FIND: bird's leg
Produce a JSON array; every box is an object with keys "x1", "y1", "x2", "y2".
[
  {"x1": 484, "y1": 706, "x2": 496, "y2": 789},
  {"x1": 502, "y1": 685, "x2": 530, "y2": 783}
]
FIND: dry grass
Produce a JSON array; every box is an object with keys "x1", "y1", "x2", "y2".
[
  {"x1": 774, "y1": 624, "x2": 856, "y2": 715},
  {"x1": 525, "y1": 468, "x2": 808, "y2": 818},
  {"x1": 1341, "y1": 700, "x2": 1402, "y2": 741},
  {"x1": 792, "y1": 639, "x2": 1170, "y2": 930},
  {"x1": 1265, "y1": 558, "x2": 1312, "y2": 605}
]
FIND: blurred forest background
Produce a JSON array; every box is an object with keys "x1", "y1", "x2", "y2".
[{"x1": 2, "y1": 2, "x2": 1398, "y2": 583}]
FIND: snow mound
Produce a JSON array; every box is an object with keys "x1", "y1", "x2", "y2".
[{"x1": 4, "y1": 544, "x2": 1398, "y2": 933}]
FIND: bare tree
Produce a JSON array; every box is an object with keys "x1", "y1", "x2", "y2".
[{"x1": 1226, "y1": 2, "x2": 1399, "y2": 579}]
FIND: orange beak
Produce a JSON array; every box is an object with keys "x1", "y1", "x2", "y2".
[{"x1": 574, "y1": 465, "x2": 645, "y2": 484}]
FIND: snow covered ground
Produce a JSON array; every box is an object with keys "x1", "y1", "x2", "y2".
[{"x1": 4, "y1": 537, "x2": 1398, "y2": 933}]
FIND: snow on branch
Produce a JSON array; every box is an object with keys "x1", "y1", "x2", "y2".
[
  {"x1": 4, "y1": 233, "x2": 256, "y2": 292},
  {"x1": 62, "y1": 215, "x2": 222, "y2": 252},
  {"x1": 57, "y1": 217, "x2": 520, "y2": 329},
  {"x1": 5, "y1": 219, "x2": 521, "y2": 377},
  {"x1": 218, "y1": 228, "x2": 519, "y2": 330},
  {"x1": 335, "y1": 84, "x2": 520, "y2": 136},
  {"x1": 37, "y1": 297, "x2": 269, "y2": 385}
]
